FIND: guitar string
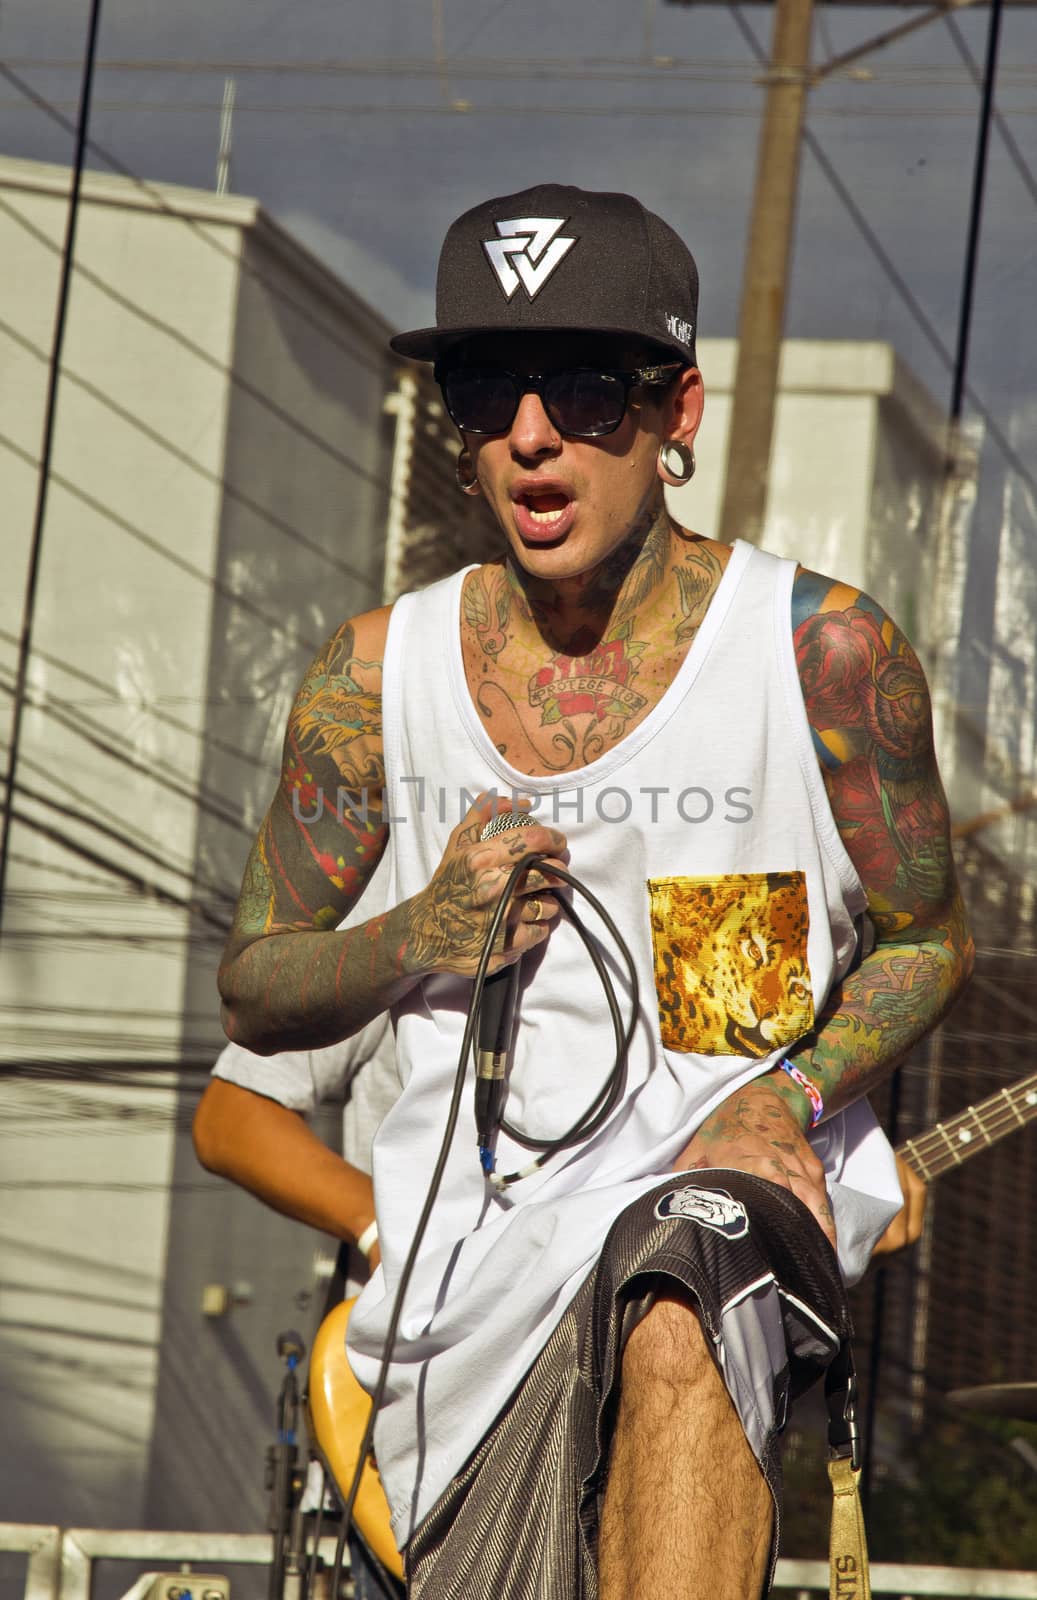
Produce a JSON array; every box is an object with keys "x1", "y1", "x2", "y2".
[
  {"x1": 909, "y1": 1087, "x2": 1037, "y2": 1156},
  {"x1": 906, "y1": 1106, "x2": 1030, "y2": 1166},
  {"x1": 902, "y1": 1087, "x2": 1037, "y2": 1169}
]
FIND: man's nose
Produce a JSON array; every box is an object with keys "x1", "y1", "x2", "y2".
[{"x1": 508, "y1": 389, "x2": 561, "y2": 458}]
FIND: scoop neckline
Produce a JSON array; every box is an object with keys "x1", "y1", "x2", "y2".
[{"x1": 446, "y1": 539, "x2": 754, "y2": 792}]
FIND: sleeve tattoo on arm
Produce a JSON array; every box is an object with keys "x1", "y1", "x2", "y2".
[
  {"x1": 254, "y1": 622, "x2": 387, "y2": 935},
  {"x1": 779, "y1": 573, "x2": 974, "y2": 1115}
]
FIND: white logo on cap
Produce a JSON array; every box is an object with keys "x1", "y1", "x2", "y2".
[
  {"x1": 483, "y1": 217, "x2": 576, "y2": 301},
  {"x1": 665, "y1": 312, "x2": 694, "y2": 346}
]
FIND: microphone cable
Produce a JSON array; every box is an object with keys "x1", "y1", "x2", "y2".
[
  {"x1": 491, "y1": 865, "x2": 639, "y2": 1184},
  {"x1": 330, "y1": 845, "x2": 639, "y2": 1587}
]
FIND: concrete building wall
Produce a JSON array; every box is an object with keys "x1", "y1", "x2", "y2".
[
  {"x1": 152, "y1": 202, "x2": 394, "y2": 1536},
  {"x1": 0, "y1": 155, "x2": 393, "y2": 1534},
  {"x1": 666, "y1": 338, "x2": 945, "y2": 633}
]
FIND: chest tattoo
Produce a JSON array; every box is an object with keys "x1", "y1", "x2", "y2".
[{"x1": 460, "y1": 542, "x2": 724, "y2": 775}]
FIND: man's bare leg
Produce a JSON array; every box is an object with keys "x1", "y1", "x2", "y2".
[{"x1": 598, "y1": 1295, "x2": 774, "y2": 1600}]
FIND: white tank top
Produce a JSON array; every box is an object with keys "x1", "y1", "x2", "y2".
[{"x1": 348, "y1": 539, "x2": 900, "y2": 1543}]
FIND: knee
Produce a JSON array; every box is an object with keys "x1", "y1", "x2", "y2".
[{"x1": 621, "y1": 1294, "x2": 715, "y2": 1399}]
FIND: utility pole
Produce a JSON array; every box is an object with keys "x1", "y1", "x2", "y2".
[{"x1": 717, "y1": 0, "x2": 814, "y2": 546}]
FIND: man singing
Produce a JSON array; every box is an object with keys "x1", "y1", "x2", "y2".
[{"x1": 206, "y1": 185, "x2": 972, "y2": 1598}]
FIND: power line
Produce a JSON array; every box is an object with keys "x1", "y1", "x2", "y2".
[
  {"x1": 0, "y1": 60, "x2": 395, "y2": 387},
  {"x1": 0, "y1": 672, "x2": 256, "y2": 841},
  {"x1": 4, "y1": 803, "x2": 232, "y2": 933},
  {"x1": 3, "y1": 1000, "x2": 234, "y2": 1021},
  {"x1": 7, "y1": 850, "x2": 124, "y2": 890},
  {"x1": 10, "y1": 52, "x2": 1037, "y2": 84},
  {"x1": 0, "y1": 316, "x2": 380, "y2": 590},
  {"x1": 0, "y1": 1181, "x2": 221, "y2": 1191},
  {"x1": 946, "y1": 13, "x2": 1037, "y2": 211},
  {"x1": 0, "y1": 54, "x2": 792, "y2": 80},
  {"x1": 10, "y1": 765, "x2": 236, "y2": 903},
  {"x1": 0, "y1": 0, "x2": 105, "y2": 944},
  {"x1": 2, "y1": 871, "x2": 230, "y2": 949},
  {"x1": 0, "y1": 624, "x2": 275, "y2": 777},
  {"x1": 0, "y1": 928, "x2": 225, "y2": 952},
  {"x1": 950, "y1": 0, "x2": 1005, "y2": 426},
  {"x1": 0, "y1": 190, "x2": 390, "y2": 500},
  {"x1": 0, "y1": 1061, "x2": 210, "y2": 1085},
  {"x1": 9, "y1": 94, "x2": 1037, "y2": 118},
  {"x1": 0, "y1": 431, "x2": 325, "y2": 655}
]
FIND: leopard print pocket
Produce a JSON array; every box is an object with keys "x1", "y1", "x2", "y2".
[{"x1": 646, "y1": 872, "x2": 814, "y2": 1056}]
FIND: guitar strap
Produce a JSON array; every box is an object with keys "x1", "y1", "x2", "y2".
[{"x1": 825, "y1": 1340, "x2": 872, "y2": 1600}]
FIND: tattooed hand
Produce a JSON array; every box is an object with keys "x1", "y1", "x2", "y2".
[
  {"x1": 401, "y1": 797, "x2": 569, "y2": 979},
  {"x1": 674, "y1": 1076, "x2": 836, "y2": 1250}
]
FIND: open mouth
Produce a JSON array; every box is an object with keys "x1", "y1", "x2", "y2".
[
  {"x1": 512, "y1": 488, "x2": 576, "y2": 542},
  {"x1": 524, "y1": 492, "x2": 569, "y2": 526}
]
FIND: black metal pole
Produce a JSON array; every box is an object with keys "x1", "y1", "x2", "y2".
[
  {"x1": 0, "y1": 0, "x2": 105, "y2": 943},
  {"x1": 949, "y1": 0, "x2": 1005, "y2": 427}
]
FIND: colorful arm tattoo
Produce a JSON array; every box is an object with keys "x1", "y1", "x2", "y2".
[
  {"x1": 219, "y1": 613, "x2": 410, "y2": 1050},
  {"x1": 769, "y1": 568, "x2": 974, "y2": 1126}
]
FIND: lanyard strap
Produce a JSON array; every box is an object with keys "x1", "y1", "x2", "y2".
[{"x1": 825, "y1": 1339, "x2": 873, "y2": 1600}]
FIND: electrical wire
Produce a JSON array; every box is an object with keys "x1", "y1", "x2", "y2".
[
  {"x1": 0, "y1": 624, "x2": 273, "y2": 776},
  {"x1": 726, "y1": 3, "x2": 1037, "y2": 511},
  {"x1": 7, "y1": 850, "x2": 122, "y2": 890},
  {"x1": 12, "y1": 52, "x2": 1037, "y2": 85},
  {"x1": 0, "y1": 316, "x2": 382, "y2": 591},
  {"x1": 4, "y1": 803, "x2": 232, "y2": 931},
  {"x1": 0, "y1": 0, "x2": 104, "y2": 942},
  {"x1": 8, "y1": 749, "x2": 235, "y2": 898},
  {"x1": 0, "y1": 188, "x2": 390, "y2": 500},
  {"x1": 946, "y1": 16, "x2": 1037, "y2": 212},
  {"x1": 15, "y1": 95, "x2": 1037, "y2": 119},
  {"x1": 0, "y1": 60, "x2": 393, "y2": 387},
  {"x1": 949, "y1": 0, "x2": 1005, "y2": 427},
  {"x1": 0, "y1": 430, "x2": 325, "y2": 657},
  {"x1": 0, "y1": 1059, "x2": 218, "y2": 1082},
  {"x1": 0, "y1": 673, "x2": 255, "y2": 841}
]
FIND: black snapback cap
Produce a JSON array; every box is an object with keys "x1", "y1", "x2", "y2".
[{"x1": 390, "y1": 183, "x2": 698, "y2": 367}]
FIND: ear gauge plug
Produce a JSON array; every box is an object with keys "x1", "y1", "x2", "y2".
[{"x1": 658, "y1": 440, "x2": 696, "y2": 486}]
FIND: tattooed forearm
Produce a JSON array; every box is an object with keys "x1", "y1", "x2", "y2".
[
  {"x1": 768, "y1": 923, "x2": 971, "y2": 1128},
  {"x1": 757, "y1": 570, "x2": 977, "y2": 1129},
  {"x1": 221, "y1": 900, "x2": 417, "y2": 1051}
]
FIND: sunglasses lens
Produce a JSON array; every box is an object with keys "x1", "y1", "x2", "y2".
[
  {"x1": 442, "y1": 371, "x2": 518, "y2": 434},
  {"x1": 544, "y1": 371, "x2": 627, "y2": 436},
  {"x1": 441, "y1": 369, "x2": 631, "y2": 436}
]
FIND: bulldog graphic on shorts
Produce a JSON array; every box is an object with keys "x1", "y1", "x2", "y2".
[{"x1": 654, "y1": 1187, "x2": 750, "y2": 1240}]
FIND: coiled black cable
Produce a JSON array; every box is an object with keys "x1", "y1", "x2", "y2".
[{"x1": 330, "y1": 847, "x2": 640, "y2": 1585}]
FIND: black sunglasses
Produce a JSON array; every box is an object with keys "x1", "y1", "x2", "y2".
[{"x1": 436, "y1": 364, "x2": 683, "y2": 439}]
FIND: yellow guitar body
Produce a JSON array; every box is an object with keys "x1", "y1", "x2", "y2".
[{"x1": 308, "y1": 1297, "x2": 405, "y2": 1582}]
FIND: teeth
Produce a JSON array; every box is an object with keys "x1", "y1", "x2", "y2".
[{"x1": 528, "y1": 507, "x2": 566, "y2": 524}]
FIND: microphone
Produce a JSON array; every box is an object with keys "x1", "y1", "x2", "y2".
[{"x1": 475, "y1": 811, "x2": 537, "y2": 1175}]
